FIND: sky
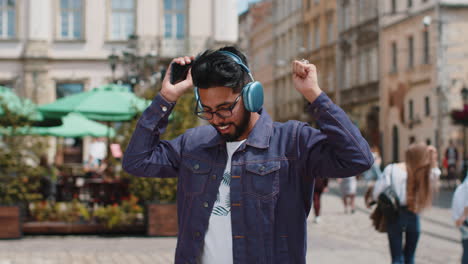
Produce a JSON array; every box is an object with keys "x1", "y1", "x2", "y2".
[{"x1": 237, "y1": 0, "x2": 262, "y2": 14}]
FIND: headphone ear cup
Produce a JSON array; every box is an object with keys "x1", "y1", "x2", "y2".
[{"x1": 242, "y1": 81, "x2": 264, "y2": 112}]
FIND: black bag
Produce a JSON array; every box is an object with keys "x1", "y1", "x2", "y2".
[{"x1": 377, "y1": 165, "x2": 400, "y2": 222}]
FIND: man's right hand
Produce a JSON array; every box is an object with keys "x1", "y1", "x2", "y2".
[{"x1": 160, "y1": 56, "x2": 194, "y2": 102}]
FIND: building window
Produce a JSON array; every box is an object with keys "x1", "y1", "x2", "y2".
[
  {"x1": 327, "y1": 16, "x2": 333, "y2": 44},
  {"x1": 391, "y1": 42, "x2": 397, "y2": 73},
  {"x1": 426, "y1": 138, "x2": 431, "y2": 146},
  {"x1": 408, "y1": 36, "x2": 414, "y2": 68},
  {"x1": 359, "y1": 50, "x2": 367, "y2": 84},
  {"x1": 370, "y1": 47, "x2": 378, "y2": 81},
  {"x1": 342, "y1": 4, "x2": 350, "y2": 30},
  {"x1": 425, "y1": 96, "x2": 430, "y2": 116},
  {"x1": 314, "y1": 20, "x2": 320, "y2": 49},
  {"x1": 0, "y1": 0, "x2": 15, "y2": 38},
  {"x1": 110, "y1": 0, "x2": 135, "y2": 41},
  {"x1": 344, "y1": 56, "x2": 351, "y2": 89},
  {"x1": 164, "y1": 0, "x2": 186, "y2": 39},
  {"x1": 423, "y1": 30, "x2": 430, "y2": 64},
  {"x1": 407, "y1": 0, "x2": 412, "y2": 8},
  {"x1": 409, "y1": 136, "x2": 416, "y2": 144},
  {"x1": 307, "y1": 24, "x2": 312, "y2": 50},
  {"x1": 409, "y1": 99, "x2": 414, "y2": 120},
  {"x1": 358, "y1": 0, "x2": 365, "y2": 22},
  {"x1": 56, "y1": 83, "x2": 84, "y2": 99},
  {"x1": 59, "y1": 0, "x2": 83, "y2": 39},
  {"x1": 391, "y1": 0, "x2": 397, "y2": 14}
]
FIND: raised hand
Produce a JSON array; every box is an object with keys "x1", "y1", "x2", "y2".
[
  {"x1": 160, "y1": 56, "x2": 195, "y2": 102},
  {"x1": 292, "y1": 59, "x2": 322, "y2": 103}
]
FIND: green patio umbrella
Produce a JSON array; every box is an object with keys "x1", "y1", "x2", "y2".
[
  {"x1": 43, "y1": 112, "x2": 116, "y2": 138},
  {"x1": 0, "y1": 113, "x2": 114, "y2": 138},
  {"x1": 0, "y1": 86, "x2": 43, "y2": 122},
  {"x1": 38, "y1": 84, "x2": 150, "y2": 121}
]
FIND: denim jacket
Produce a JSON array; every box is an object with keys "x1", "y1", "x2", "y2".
[{"x1": 123, "y1": 92, "x2": 373, "y2": 264}]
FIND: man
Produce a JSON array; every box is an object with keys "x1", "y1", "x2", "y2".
[
  {"x1": 123, "y1": 46, "x2": 373, "y2": 263},
  {"x1": 452, "y1": 177, "x2": 468, "y2": 264},
  {"x1": 446, "y1": 140, "x2": 459, "y2": 186}
]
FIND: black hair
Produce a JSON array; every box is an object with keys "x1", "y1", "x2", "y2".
[{"x1": 191, "y1": 46, "x2": 251, "y2": 93}]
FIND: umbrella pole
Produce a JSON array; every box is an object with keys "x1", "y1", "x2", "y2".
[{"x1": 107, "y1": 121, "x2": 111, "y2": 159}]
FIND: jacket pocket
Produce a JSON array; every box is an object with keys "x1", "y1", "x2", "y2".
[
  {"x1": 181, "y1": 157, "x2": 210, "y2": 195},
  {"x1": 244, "y1": 161, "x2": 280, "y2": 199}
]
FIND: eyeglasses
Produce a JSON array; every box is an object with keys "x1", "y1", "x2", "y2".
[{"x1": 195, "y1": 92, "x2": 242, "y2": 120}]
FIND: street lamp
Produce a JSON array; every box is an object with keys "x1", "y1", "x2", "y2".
[{"x1": 107, "y1": 50, "x2": 119, "y2": 83}]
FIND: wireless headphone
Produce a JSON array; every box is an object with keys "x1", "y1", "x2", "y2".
[{"x1": 194, "y1": 50, "x2": 264, "y2": 113}]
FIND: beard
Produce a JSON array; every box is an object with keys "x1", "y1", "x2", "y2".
[{"x1": 213, "y1": 111, "x2": 251, "y2": 142}]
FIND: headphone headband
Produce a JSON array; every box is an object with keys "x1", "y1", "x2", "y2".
[
  {"x1": 218, "y1": 51, "x2": 251, "y2": 74},
  {"x1": 218, "y1": 50, "x2": 254, "y2": 81}
]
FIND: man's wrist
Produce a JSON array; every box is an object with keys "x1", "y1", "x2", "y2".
[
  {"x1": 303, "y1": 88, "x2": 323, "y2": 103},
  {"x1": 160, "y1": 89, "x2": 178, "y2": 102}
]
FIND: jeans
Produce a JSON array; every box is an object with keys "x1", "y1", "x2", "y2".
[
  {"x1": 386, "y1": 207, "x2": 420, "y2": 264},
  {"x1": 462, "y1": 239, "x2": 468, "y2": 264}
]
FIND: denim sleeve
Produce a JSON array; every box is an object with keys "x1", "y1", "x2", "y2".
[
  {"x1": 297, "y1": 92, "x2": 373, "y2": 180},
  {"x1": 122, "y1": 94, "x2": 183, "y2": 178}
]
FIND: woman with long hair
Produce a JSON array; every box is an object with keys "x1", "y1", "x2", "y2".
[{"x1": 373, "y1": 143, "x2": 441, "y2": 264}]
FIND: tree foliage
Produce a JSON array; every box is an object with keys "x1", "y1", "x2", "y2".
[
  {"x1": 118, "y1": 84, "x2": 198, "y2": 203},
  {"x1": 0, "y1": 102, "x2": 46, "y2": 205}
]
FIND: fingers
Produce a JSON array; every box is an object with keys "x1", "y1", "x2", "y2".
[
  {"x1": 292, "y1": 60, "x2": 315, "y2": 79},
  {"x1": 173, "y1": 56, "x2": 194, "y2": 66}
]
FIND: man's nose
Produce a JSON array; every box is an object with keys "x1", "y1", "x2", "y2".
[{"x1": 212, "y1": 113, "x2": 225, "y2": 124}]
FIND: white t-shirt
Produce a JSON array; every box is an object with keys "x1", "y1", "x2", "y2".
[
  {"x1": 452, "y1": 178, "x2": 468, "y2": 221},
  {"x1": 200, "y1": 140, "x2": 245, "y2": 264},
  {"x1": 89, "y1": 141, "x2": 107, "y2": 160},
  {"x1": 373, "y1": 163, "x2": 441, "y2": 205}
]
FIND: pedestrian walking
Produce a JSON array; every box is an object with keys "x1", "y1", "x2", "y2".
[
  {"x1": 373, "y1": 143, "x2": 441, "y2": 264},
  {"x1": 123, "y1": 46, "x2": 373, "y2": 263},
  {"x1": 452, "y1": 176, "x2": 468, "y2": 264},
  {"x1": 339, "y1": 176, "x2": 357, "y2": 214},
  {"x1": 445, "y1": 140, "x2": 459, "y2": 187},
  {"x1": 313, "y1": 178, "x2": 328, "y2": 223}
]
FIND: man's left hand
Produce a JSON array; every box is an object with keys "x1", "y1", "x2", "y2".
[{"x1": 292, "y1": 59, "x2": 322, "y2": 103}]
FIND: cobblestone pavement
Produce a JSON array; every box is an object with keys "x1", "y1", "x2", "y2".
[
  {"x1": 0, "y1": 181, "x2": 463, "y2": 263},
  {"x1": 307, "y1": 181, "x2": 462, "y2": 264}
]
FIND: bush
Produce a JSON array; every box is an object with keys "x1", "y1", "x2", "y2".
[
  {"x1": 29, "y1": 199, "x2": 91, "y2": 223},
  {"x1": 29, "y1": 197, "x2": 144, "y2": 229}
]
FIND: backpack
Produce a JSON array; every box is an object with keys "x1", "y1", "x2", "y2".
[{"x1": 377, "y1": 165, "x2": 400, "y2": 222}]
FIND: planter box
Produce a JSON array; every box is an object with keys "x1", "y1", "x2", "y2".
[
  {"x1": 147, "y1": 203, "x2": 178, "y2": 236},
  {"x1": 23, "y1": 222, "x2": 145, "y2": 235},
  {"x1": 0, "y1": 206, "x2": 22, "y2": 239}
]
